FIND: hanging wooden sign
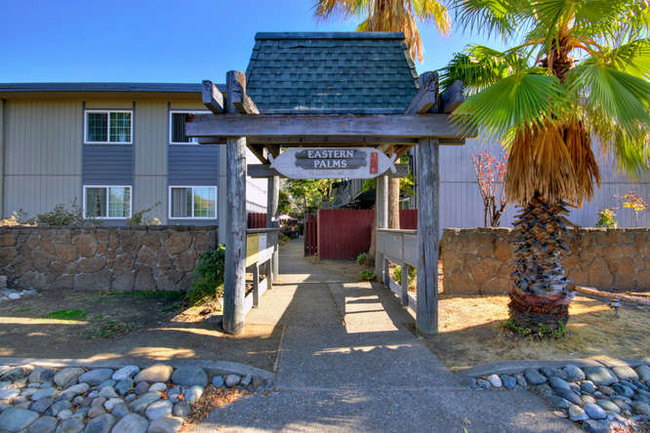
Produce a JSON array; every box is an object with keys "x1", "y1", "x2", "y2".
[{"x1": 268, "y1": 148, "x2": 397, "y2": 179}]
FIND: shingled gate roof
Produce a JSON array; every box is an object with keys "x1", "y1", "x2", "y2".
[{"x1": 245, "y1": 32, "x2": 419, "y2": 114}]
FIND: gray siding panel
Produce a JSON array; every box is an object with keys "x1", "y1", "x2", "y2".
[
  {"x1": 83, "y1": 145, "x2": 134, "y2": 185},
  {"x1": 168, "y1": 145, "x2": 219, "y2": 185}
]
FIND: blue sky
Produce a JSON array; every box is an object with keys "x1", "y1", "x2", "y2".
[{"x1": 1, "y1": 0, "x2": 505, "y2": 83}]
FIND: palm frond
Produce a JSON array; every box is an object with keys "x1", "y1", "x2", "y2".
[
  {"x1": 452, "y1": 71, "x2": 565, "y2": 140},
  {"x1": 594, "y1": 38, "x2": 650, "y2": 79},
  {"x1": 449, "y1": 0, "x2": 531, "y2": 38},
  {"x1": 413, "y1": 0, "x2": 451, "y2": 34}
]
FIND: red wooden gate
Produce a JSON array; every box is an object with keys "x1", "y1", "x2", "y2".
[
  {"x1": 304, "y1": 213, "x2": 318, "y2": 256},
  {"x1": 247, "y1": 213, "x2": 267, "y2": 229}
]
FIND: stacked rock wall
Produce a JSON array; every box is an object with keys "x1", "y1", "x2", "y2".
[
  {"x1": 441, "y1": 228, "x2": 650, "y2": 295},
  {"x1": 0, "y1": 226, "x2": 217, "y2": 292}
]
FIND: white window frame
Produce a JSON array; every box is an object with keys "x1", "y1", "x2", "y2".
[
  {"x1": 169, "y1": 110, "x2": 210, "y2": 145},
  {"x1": 84, "y1": 110, "x2": 133, "y2": 144},
  {"x1": 168, "y1": 186, "x2": 217, "y2": 220},
  {"x1": 83, "y1": 185, "x2": 133, "y2": 219}
]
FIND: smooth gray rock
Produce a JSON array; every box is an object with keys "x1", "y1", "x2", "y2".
[
  {"x1": 584, "y1": 402, "x2": 607, "y2": 419},
  {"x1": 524, "y1": 369, "x2": 547, "y2": 386},
  {"x1": 225, "y1": 374, "x2": 240, "y2": 387},
  {"x1": 78, "y1": 369, "x2": 113, "y2": 386},
  {"x1": 53, "y1": 368, "x2": 84, "y2": 388},
  {"x1": 632, "y1": 401, "x2": 650, "y2": 415},
  {"x1": 240, "y1": 375, "x2": 252, "y2": 387},
  {"x1": 97, "y1": 380, "x2": 115, "y2": 390},
  {"x1": 612, "y1": 366, "x2": 639, "y2": 381},
  {"x1": 32, "y1": 387, "x2": 58, "y2": 401},
  {"x1": 92, "y1": 397, "x2": 108, "y2": 409},
  {"x1": 514, "y1": 373, "x2": 527, "y2": 388},
  {"x1": 112, "y1": 366, "x2": 140, "y2": 382},
  {"x1": 555, "y1": 388, "x2": 582, "y2": 405},
  {"x1": 612, "y1": 383, "x2": 634, "y2": 398},
  {"x1": 568, "y1": 404, "x2": 589, "y2": 421},
  {"x1": 581, "y1": 381, "x2": 597, "y2": 393},
  {"x1": 186, "y1": 385, "x2": 203, "y2": 404},
  {"x1": 477, "y1": 379, "x2": 490, "y2": 389},
  {"x1": 636, "y1": 365, "x2": 650, "y2": 382},
  {"x1": 111, "y1": 413, "x2": 149, "y2": 433},
  {"x1": 30, "y1": 396, "x2": 55, "y2": 414},
  {"x1": 99, "y1": 387, "x2": 118, "y2": 399},
  {"x1": 581, "y1": 395, "x2": 597, "y2": 405},
  {"x1": 500, "y1": 375, "x2": 516, "y2": 389},
  {"x1": 148, "y1": 416, "x2": 183, "y2": 433},
  {"x1": 582, "y1": 419, "x2": 610, "y2": 433},
  {"x1": 0, "y1": 366, "x2": 32, "y2": 382},
  {"x1": 597, "y1": 399, "x2": 621, "y2": 413},
  {"x1": 599, "y1": 386, "x2": 615, "y2": 396},
  {"x1": 84, "y1": 413, "x2": 115, "y2": 433},
  {"x1": 540, "y1": 367, "x2": 565, "y2": 379},
  {"x1": 620, "y1": 380, "x2": 637, "y2": 390},
  {"x1": 148, "y1": 383, "x2": 166, "y2": 393},
  {"x1": 144, "y1": 400, "x2": 173, "y2": 420},
  {"x1": 48, "y1": 400, "x2": 72, "y2": 416},
  {"x1": 0, "y1": 407, "x2": 40, "y2": 431},
  {"x1": 29, "y1": 368, "x2": 57, "y2": 384},
  {"x1": 55, "y1": 417, "x2": 84, "y2": 433},
  {"x1": 104, "y1": 397, "x2": 123, "y2": 411},
  {"x1": 534, "y1": 384, "x2": 553, "y2": 398},
  {"x1": 129, "y1": 392, "x2": 161, "y2": 414},
  {"x1": 563, "y1": 365, "x2": 585, "y2": 382},
  {"x1": 171, "y1": 367, "x2": 208, "y2": 387},
  {"x1": 88, "y1": 405, "x2": 106, "y2": 418},
  {"x1": 22, "y1": 388, "x2": 39, "y2": 398},
  {"x1": 583, "y1": 367, "x2": 618, "y2": 386},
  {"x1": 111, "y1": 402, "x2": 129, "y2": 419},
  {"x1": 115, "y1": 380, "x2": 133, "y2": 396},
  {"x1": 133, "y1": 365, "x2": 172, "y2": 384},
  {"x1": 73, "y1": 408, "x2": 89, "y2": 422},
  {"x1": 57, "y1": 409, "x2": 73, "y2": 420},
  {"x1": 550, "y1": 396, "x2": 571, "y2": 409},
  {"x1": 612, "y1": 399, "x2": 632, "y2": 412},
  {"x1": 486, "y1": 374, "x2": 502, "y2": 388},
  {"x1": 28, "y1": 416, "x2": 57, "y2": 433},
  {"x1": 57, "y1": 383, "x2": 89, "y2": 401},
  {"x1": 172, "y1": 402, "x2": 191, "y2": 418},
  {"x1": 0, "y1": 388, "x2": 20, "y2": 401},
  {"x1": 134, "y1": 382, "x2": 150, "y2": 395},
  {"x1": 124, "y1": 394, "x2": 136, "y2": 403},
  {"x1": 548, "y1": 376, "x2": 571, "y2": 391},
  {"x1": 211, "y1": 376, "x2": 224, "y2": 388}
]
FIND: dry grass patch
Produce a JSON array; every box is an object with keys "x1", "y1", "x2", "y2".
[
  {"x1": 180, "y1": 386, "x2": 249, "y2": 431},
  {"x1": 425, "y1": 295, "x2": 649, "y2": 372}
]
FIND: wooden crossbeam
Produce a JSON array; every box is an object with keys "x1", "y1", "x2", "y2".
[
  {"x1": 405, "y1": 72, "x2": 438, "y2": 114},
  {"x1": 247, "y1": 163, "x2": 410, "y2": 178},
  {"x1": 187, "y1": 113, "x2": 468, "y2": 139},
  {"x1": 228, "y1": 71, "x2": 259, "y2": 115},
  {"x1": 440, "y1": 80, "x2": 464, "y2": 114},
  {"x1": 202, "y1": 80, "x2": 224, "y2": 114}
]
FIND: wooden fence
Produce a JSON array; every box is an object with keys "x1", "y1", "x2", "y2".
[
  {"x1": 376, "y1": 228, "x2": 418, "y2": 311},
  {"x1": 243, "y1": 228, "x2": 278, "y2": 316},
  {"x1": 247, "y1": 212, "x2": 267, "y2": 229}
]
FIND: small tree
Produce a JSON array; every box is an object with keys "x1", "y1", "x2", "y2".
[
  {"x1": 618, "y1": 192, "x2": 647, "y2": 227},
  {"x1": 472, "y1": 150, "x2": 508, "y2": 227}
]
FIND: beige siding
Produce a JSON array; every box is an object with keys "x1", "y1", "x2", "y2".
[
  {"x1": 85, "y1": 100, "x2": 134, "y2": 109},
  {"x1": 3, "y1": 100, "x2": 82, "y2": 217},
  {"x1": 133, "y1": 175, "x2": 167, "y2": 224},
  {"x1": 134, "y1": 101, "x2": 167, "y2": 176},
  {"x1": 169, "y1": 100, "x2": 204, "y2": 110}
]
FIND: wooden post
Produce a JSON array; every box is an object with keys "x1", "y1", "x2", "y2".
[
  {"x1": 267, "y1": 176, "x2": 279, "y2": 281},
  {"x1": 374, "y1": 175, "x2": 388, "y2": 281},
  {"x1": 222, "y1": 71, "x2": 248, "y2": 335},
  {"x1": 0, "y1": 99, "x2": 4, "y2": 218},
  {"x1": 416, "y1": 138, "x2": 439, "y2": 335},
  {"x1": 252, "y1": 263, "x2": 260, "y2": 308},
  {"x1": 401, "y1": 263, "x2": 410, "y2": 306}
]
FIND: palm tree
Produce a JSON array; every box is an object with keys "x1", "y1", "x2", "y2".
[
  {"x1": 440, "y1": 0, "x2": 649, "y2": 334},
  {"x1": 315, "y1": 0, "x2": 451, "y2": 257}
]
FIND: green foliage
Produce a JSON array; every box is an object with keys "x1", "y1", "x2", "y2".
[
  {"x1": 356, "y1": 252, "x2": 367, "y2": 265},
  {"x1": 503, "y1": 318, "x2": 567, "y2": 339},
  {"x1": 279, "y1": 234, "x2": 291, "y2": 244},
  {"x1": 42, "y1": 309, "x2": 88, "y2": 321},
  {"x1": 393, "y1": 265, "x2": 416, "y2": 286},
  {"x1": 187, "y1": 245, "x2": 226, "y2": 309},
  {"x1": 359, "y1": 269, "x2": 376, "y2": 281},
  {"x1": 283, "y1": 179, "x2": 337, "y2": 213},
  {"x1": 127, "y1": 201, "x2": 162, "y2": 226},
  {"x1": 596, "y1": 208, "x2": 618, "y2": 228},
  {"x1": 1, "y1": 201, "x2": 102, "y2": 227},
  {"x1": 278, "y1": 189, "x2": 292, "y2": 215}
]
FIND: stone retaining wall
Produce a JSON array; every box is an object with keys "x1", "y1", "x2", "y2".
[
  {"x1": 441, "y1": 228, "x2": 650, "y2": 295},
  {"x1": 0, "y1": 226, "x2": 217, "y2": 292}
]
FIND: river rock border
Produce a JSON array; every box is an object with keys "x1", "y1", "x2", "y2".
[
  {"x1": 469, "y1": 362, "x2": 650, "y2": 433},
  {"x1": 0, "y1": 363, "x2": 271, "y2": 433}
]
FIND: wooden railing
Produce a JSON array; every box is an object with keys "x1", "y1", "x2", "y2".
[
  {"x1": 244, "y1": 228, "x2": 279, "y2": 316},
  {"x1": 376, "y1": 228, "x2": 418, "y2": 311}
]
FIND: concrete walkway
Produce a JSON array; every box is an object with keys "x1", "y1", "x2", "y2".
[{"x1": 193, "y1": 240, "x2": 581, "y2": 432}]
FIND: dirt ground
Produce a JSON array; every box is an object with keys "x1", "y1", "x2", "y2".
[{"x1": 0, "y1": 290, "x2": 281, "y2": 371}]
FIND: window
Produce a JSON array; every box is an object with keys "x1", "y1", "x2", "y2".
[
  {"x1": 169, "y1": 110, "x2": 209, "y2": 144},
  {"x1": 85, "y1": 110, "x2": 132, "y2": 144},
  {"x1": 169, "y1": 186, "x2": 217, "y2": 219},
  {"x1": 84, "y1": 186, "x2": 132, "y2": 219}
]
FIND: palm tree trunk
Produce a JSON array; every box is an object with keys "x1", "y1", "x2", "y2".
[
  {"x1": 388, "y1": 177, "x2": 401, "y2": 229},
  {"x1": 509, "y1": 195, "x2": 575, "y2": 333}
]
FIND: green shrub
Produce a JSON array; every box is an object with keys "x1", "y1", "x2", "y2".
[
  {"x1": 596, "y1": 208, "x2": 617, "y2": 228},
  {"x1": 187, "y1": 245, "x2": 226, "y2": 309},
  {"x1": 393, "y1": 265, "x2": 416, "y2": 286},
  {"x1": 356, "y1": 252, "x2": 367, "y2": 265},
  {"x1": 127, "y1": 201, "x2": 161, "y2": 226},
  {"x1": 359, "y1": 269, "x2": 376, "y2": 281}
]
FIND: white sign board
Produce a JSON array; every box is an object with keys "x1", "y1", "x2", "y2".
[{"x1": 268, "y1": 148, "x2": 397, "y2": 179}]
